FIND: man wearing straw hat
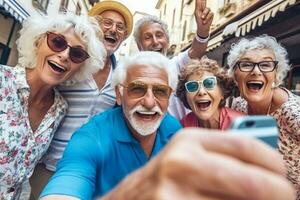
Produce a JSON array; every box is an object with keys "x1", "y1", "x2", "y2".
[{"x1": 29, "y1": 1, "x2": 133, "y2": 199}]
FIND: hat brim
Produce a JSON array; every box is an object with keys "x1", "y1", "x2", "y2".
[{"x1": 88, "y1": 1, "x2": 133, "y2": 38}]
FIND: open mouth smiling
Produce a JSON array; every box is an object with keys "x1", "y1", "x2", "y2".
[
  {"x1": 196, "y1": 100, "x2": 211, "y2": 110},
  {"x1": 48, "y1": 61, "x2": 66, "y2": 73},
  {"x1": 151, "y1": 48, "x2": 163, "y2": 54},
  {"x1": 246, "y1": 81, "x2": 264, "y2": 91},
  {"x1": 135, "y1": 110, "x2": 160, "y2": 120},
  {"x1": 104, "y1": 35, "x2": 117, "y2": 44}
]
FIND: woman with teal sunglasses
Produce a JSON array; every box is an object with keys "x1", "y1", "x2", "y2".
[{"x1": 176, "y1": 57, "x2": 243, "y2": 130}]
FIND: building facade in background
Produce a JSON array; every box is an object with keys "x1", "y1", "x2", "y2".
[
  {"x1": 156, "y1": 0, "x2": 300, "y2": 94},
  {"x1": 0, "y1": 0, "x2": 94, "y2": 66}
]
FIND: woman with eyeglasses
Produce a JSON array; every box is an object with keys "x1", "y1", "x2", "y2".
[
  {"x1": 176, "y1": 57, "x2": 244, "y2": 130},
  {"x1": 0, "y1": 13, "x2": 105, "y2": 199},
  {"x1": 227, "y1": 34, "x2": 300, "y2": 199}
]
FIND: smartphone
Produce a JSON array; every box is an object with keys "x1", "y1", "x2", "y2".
[{"x1": 230, "y1": 115, "x2": 278, "y2": 148}]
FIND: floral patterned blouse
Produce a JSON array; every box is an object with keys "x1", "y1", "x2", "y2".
[
  {"x1": 231, "y1": 88, "x2": 300, "y2": 199},
  {"x1": 0, "y1": 65, "x2": 67, "y2": 199}
]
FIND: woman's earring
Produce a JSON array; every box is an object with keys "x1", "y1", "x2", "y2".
[{"x1": 272, "y1": 82, "x2": 276, "y2": 88}]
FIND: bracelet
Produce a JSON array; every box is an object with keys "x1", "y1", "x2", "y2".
[{"x1": 195, "y1": 33, "x2": 210, "y2": 43}]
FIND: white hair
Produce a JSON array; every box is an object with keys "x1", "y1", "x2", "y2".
[
  {"x1": 112, "y1": 51, "x2": 177, "y2": 91},
  {"x1": 133, "y1": 15, "x2": 169, "y2": 44},
  {"x1": 17, "y1": 13, "x2": 106, "y2": 84},
  {"x1": 227, "y1": 35, "x2": 290, "y2": 86}
]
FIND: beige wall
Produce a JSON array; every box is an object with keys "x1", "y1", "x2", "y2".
[{"x1": 155, "y1": 0, "x2": 258, "y2": 49}]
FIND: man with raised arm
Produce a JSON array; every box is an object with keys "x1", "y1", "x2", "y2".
[{"x1": 133, "y1": 0, "x2": 214, "y2": 120}]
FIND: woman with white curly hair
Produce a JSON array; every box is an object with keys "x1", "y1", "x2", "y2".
[
  {"x1": 0, "y1": 13, "x2": 105, "y2": 199},
  {"x1": 228, "y1": 34, "x2": 300, "y2": 199}
]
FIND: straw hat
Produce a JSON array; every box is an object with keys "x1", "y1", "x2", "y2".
[{"x1": 88, "y1": 1, "x2": 133, "y2": 38}]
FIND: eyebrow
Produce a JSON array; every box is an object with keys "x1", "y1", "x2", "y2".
[
  {"x1": 102, "y1": 17, "x2": 125, "y2": 24},
  {"x1": 239, "y1": 57, "x2": 275, "y2": 61}
]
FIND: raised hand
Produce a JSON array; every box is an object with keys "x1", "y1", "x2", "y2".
[
  {"x1": 104, "y1": 128, "x2": 295, "y2": 200},
  {"x1": 194, "y1": 0, "x2": 214, "y2": 37}
]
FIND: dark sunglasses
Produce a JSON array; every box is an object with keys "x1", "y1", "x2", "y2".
[
  {"x1": 185, "y1": 76, "x2": 217, "y2": 93},
  {"x1": 46, "y1": 31, "x2": 90, "y2": 64},
  {"x1": 120, "y1": 81, "x2": 172, "y2": 100}
]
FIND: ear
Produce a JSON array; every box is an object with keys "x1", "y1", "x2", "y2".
[
  {"x1": 137, "y1": 42, "x2": 143, "y2": 51},
  {"x1": 115, "y1": 86, "x2": 122, "y2": 106}
]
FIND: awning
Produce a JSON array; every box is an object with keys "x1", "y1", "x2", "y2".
[
  {"x1": 0, "y1": 0, "x2": 29, "y2": 23},
  {"x1": 236, "y1": 0, "x2": 297, "y2": 37},
  {"x1": 207, "y1": 0, "x2": 298, "y2": 51}
]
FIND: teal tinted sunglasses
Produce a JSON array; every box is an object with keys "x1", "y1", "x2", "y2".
[{"x1": 185, "y1": 76, "x2": 217, "y2": 93}]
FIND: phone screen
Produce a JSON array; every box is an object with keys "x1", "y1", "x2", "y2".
[{"x1": 230, "y1": 116, "x2": 278, "y2": 148}]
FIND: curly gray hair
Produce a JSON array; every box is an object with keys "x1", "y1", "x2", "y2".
[
  {"x1": 227, "y1": 35, "x2": 290, "y2": 87},
  {"x1": 17, "y1": 13, "x2": 106, "y2": 84},
  {"x1": 133, "y1": 15, "x2": 169, "y2": 44}
]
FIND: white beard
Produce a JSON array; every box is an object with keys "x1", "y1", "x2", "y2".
[{"x1": 127, "y1": 105, "x2": 164, "y2": 136}]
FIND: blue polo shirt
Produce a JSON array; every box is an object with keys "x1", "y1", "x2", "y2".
[{"x1": 41, "y1": 107, "x2": 182, "y2": 199}]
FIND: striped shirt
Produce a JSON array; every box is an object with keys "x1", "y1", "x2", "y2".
[{"x1": 42, "y1": 55, "x2": 117, "y2": 171}]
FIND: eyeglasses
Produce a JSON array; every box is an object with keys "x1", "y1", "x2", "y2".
[
  {"x1": 235, "y1": 61, "x2": 278, "y2": 72},
  {"x1": 46, "y1": 32, "x2": 90, "y2": 64},
  {"x1": 119, "y1": 81, "x2": 172, "y2": 100},
  {"x1": 185, "y1": 76, "x2": 217, "y2": 93},
  {"x1": 97, "y1": 17, "x2": 127, "y2": 33}
]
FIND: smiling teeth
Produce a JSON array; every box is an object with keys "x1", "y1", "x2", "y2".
[
  {"x1": 49, "y1": 61, "x2": 66, "y2": 71},
  {"x1": 197, "y1": 100, "x2": 210, "y2": 103},
  {"x1": 137, "y1": 111, "x2": 156, "y2": 115},
  {"x1": 247, "y1": 81, "x2": 263, "y2": 84}
]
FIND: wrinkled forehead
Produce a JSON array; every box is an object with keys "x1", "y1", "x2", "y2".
[
  {"x1": 188, "y1": 70, "x2": 214, "y2": 80},
  {"x1": 140, "y1": 22, "x2": 166, "y2": 35},
  {"x1": 100, "y1": 10, "x2": 126, "y2": 25},
  {"x1": 125, "y1": 65, "x2": 169, "y2": 85},
  {"x1": 239, "y1": 48, "x2": 276, "y2": 60}
]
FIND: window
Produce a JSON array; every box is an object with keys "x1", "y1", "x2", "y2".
[
  {"x1": 288, "y1": 65, "x2": 300, "y2": 95},
  {"x1": 180, "y1": 0, "x2": 184, "y2": 20},
  {"x1": 32, "y1": 0, "x2": 49, "y2": 13},
  {"x1": 172, "y1": 9, "x2": 176, "y2": 28},
  {"x1": 182, "y1": 20, "x2": 187, "y2": 41},
  {"x1": 59, "y1": 0, "x2": 69, "y2": 13},
  {"x1": 75, "y1": 2, "x2": 81, "y2": 15},
  {"x1": 0, "y1": 42, "x2": 10, "y2": 65}
]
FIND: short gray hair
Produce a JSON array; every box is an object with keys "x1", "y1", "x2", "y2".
[
  {"x1": 17, "y1": 13, "x2": 106, "y2": 84},
  {"x1": 133, "y1": 15, "x2": 169, "y2": 44},
  {"x1": 227, "y1": 35, "x2": 290, "y2": 86},
  {"x1": 112, "y1": 51, "x2": 177, "y2": 91}
]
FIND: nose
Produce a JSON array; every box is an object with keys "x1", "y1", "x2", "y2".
[
  {"x1": 251, "y1": 64, "x2": 262, "y2": 75},
  {"x1": 152, "y1": 36, "x2": 159, "y2": 45},
  {"x1": 197, "y1": 85, "x2": 207, "y2": 96},
  {"x1": 57, "y1": 47, "x2": 70, "y2": 62},
  {"x1": 141, "y1": 88, "x2": 156, "y2": 109},
  {"x1": 109, "y1": 23, "x2": 118, "y2": 33}
]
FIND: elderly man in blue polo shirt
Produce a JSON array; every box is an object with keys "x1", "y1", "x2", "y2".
[{"x1": 40, "y1": 51, "x2": 181, "y2": 199}]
